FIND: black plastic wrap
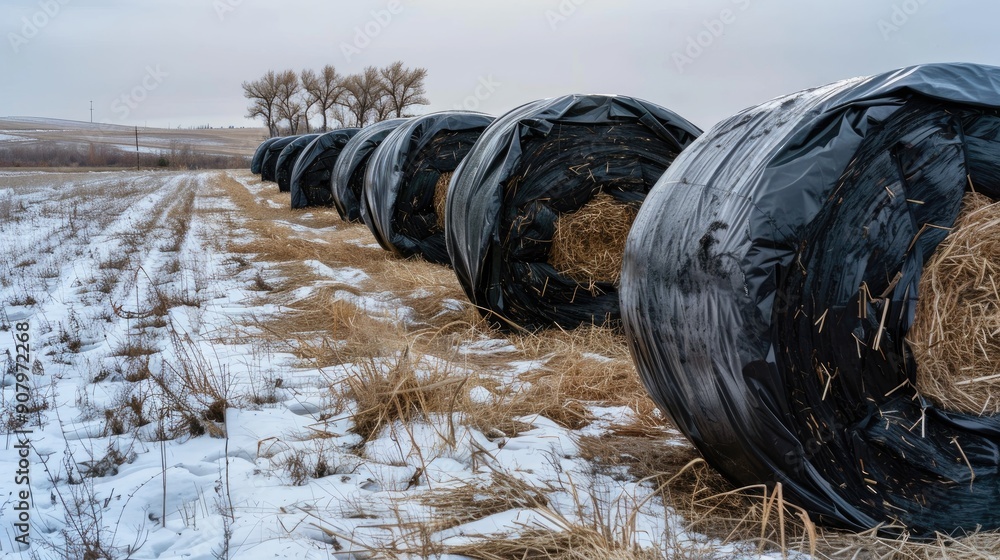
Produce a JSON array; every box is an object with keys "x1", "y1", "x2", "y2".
[
  {"x1": 331, "y1": 118, "x2": 409, "y2": 222},
  {"x1": 290, "y1": 128, "x2": 360, "y2": 209},
  {"x1": 275, "y1": 134, "x2": 319, "y2": 192},
  {"x1": 363, "y1": 111, "x2": 495, "y2": 264},
  {"x1": 251, "y1": 137, "x2": 280, "y2": 174},
  {"x1": 446, "y1": 94, "x2": 701, "y2": 331},
  {"x1": 620, "y1": 63, "x2": 1000, "y2": 537},
  {"x1": 260, "y1": 136, "x2": 298, "y2": 183}
]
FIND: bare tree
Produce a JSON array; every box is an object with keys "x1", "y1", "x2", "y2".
[
  {"x1": 302, "y1": 65, "x2": 348, "y2": 132},
  {"x1": 274, "y1": 69, "x2": 303, "y2": 135},
  {"x1": 242, "y1": 71, "x2": 281, "y2": 136},
  {"x1": 341, "y1": 66, "x2": 386, "y2": 127},
  {"x1": 373, "y1": 92, "x2": 394, "y2": 122},
  {"x1": 380, "y1": 61, "x2": 429, "y2": 118},
  {"x1": 298, "y1": 69, "x2": 319, "y2": 133},
  {"x1": 245, "y1": 63, "x2": 429, "y2": 132}
]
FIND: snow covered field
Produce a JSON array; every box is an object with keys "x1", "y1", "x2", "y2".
[
  {"x1": 0, "y1": 117, "x2": 261, "y2": 160},
  {"x1": 0, "y1": 170, "x2": 804, "y2": 559}
]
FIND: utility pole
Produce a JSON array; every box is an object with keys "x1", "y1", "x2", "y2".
[
  {"x1": 135, "y1": 126, "x2": 140, "y2": 171},
  {"x1": 90, "y1": 100, "x2": 93, "y2": 123}
]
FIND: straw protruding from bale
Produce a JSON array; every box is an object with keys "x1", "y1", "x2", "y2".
[
  {"x1": 433, "y1": 171, "x2": 453, "y2": 230},
  {"x1": 549, "y1": 192, "x2": 639, "y2": 290},
  {"x1": 910, "y1": 191, "x2": 1000, "y2": 416}
]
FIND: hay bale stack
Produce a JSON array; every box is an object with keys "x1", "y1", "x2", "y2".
[
  {"x1": 331, "y1": 118, "x2": 409, "y2": 222},
  {"x1": 362, "y1": 112, "x2": 494, "y2": 265},
  {"x1": 620, "y1": 63, "x2": 1000, "y2": 537},
  {"x1": 910, "y1": 192, "x2": 1000, "y2": 416},
  {"x1": 446, "y1": 94, "x2": 701, "y2": 331}
]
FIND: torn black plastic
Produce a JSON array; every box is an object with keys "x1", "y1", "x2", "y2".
[
  {"x1": 446, "y1": 94, "x2": 701, "y2": 331},
  {"x1": 620, "y1": 63, "x2": 1000, "y2": 537}
]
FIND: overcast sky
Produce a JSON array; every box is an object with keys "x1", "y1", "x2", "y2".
[{"x1": 1, "y1": 0, "x2": 995, "y2": 132}]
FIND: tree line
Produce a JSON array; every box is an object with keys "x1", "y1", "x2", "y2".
[{"x1": 242, "y1": 61, "x2": 429, "y2": 136}]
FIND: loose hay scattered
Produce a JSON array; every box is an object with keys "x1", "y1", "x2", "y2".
[
  {"x1": 433, "y1": 171, "x2": 452, "y2": 230},
  {"x1": 910, "y1": 191, "x2": 1000, "y2": 416},
  {"x1": 549, "y1": 192, "x2": 639, "y2": 288}
]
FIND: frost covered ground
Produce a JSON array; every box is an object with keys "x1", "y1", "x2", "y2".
[{"x1": 0, "y1": 170, "x2": 806, "y2": 559}]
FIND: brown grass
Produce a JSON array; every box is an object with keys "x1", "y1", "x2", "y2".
[
  {"x1": 909, "y1": 192, "x2": 1000, "y2": 416},
  {"x1": 267, "y1": 287, "x2": 402, "y2": 367},
  {"x1": 447, "y1": 527, "x2": 664, "y2": 560},
  {"x1": 420, "y1": 470, "x2": 550, "y2": 529},
  {"x1": 344, "y1": 349, "x2": 470, "y2": 442},
  {"x1": 131, "y1": 324, "x2": 235, "y2": 439},
  {"x1": 549, "y1": 192, "x2": 639, "y2": 289},
  {"x1": 504, "y1": 326, "x2": 649, "y2": 429}
]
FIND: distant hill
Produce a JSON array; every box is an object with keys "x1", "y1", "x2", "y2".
[{"x1": 0, "y1": 117, "x2": 267, "y2": 166}]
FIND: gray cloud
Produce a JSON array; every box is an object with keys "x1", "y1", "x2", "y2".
[{"x1": 1, "y1": 0, "x2": 994, "y2": 131}]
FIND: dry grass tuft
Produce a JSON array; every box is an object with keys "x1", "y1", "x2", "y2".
[
  {"x1": 261, "y1": 286, "x2": 403, "y2": 367},
  {"x1": 909, "y1": 192, "x2": 1000, "y2": 415},
  {"x1": 375, "y1": 255, "x2": 484, "y2": 338},
  {"x1": 447, "y1": 527, "x2": 664, "y2": 560},
  {"x1": 433, "y1": 171, "x2": 453, "y2": 230},
  {"x1": 549, "y1": 192, "x2": 639, "y2": 289},
  {"x1": 345, "y1": 349, "x2": 470, "y2": 442},
  {"x1": 420, "y1": 470, "x2": 550, "y2": 531},
  {"x1": 150, "y1": 327, "x2": 233, "y2": 438},
  {"x1": 504, "y1": 326, "x2": 648, "y2": 429}
]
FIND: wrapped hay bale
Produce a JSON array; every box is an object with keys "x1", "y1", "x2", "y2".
[
  {"x1": 260, "y1": 136, "x2": 298, "y2": 183},
  {"x1": 446, "y1": 94, "x2": 701, "y2": 331},
  {"x1": 290, "y1": 128, "x2": 360, "y2": 209},
  {"x1": 275, "y1": 134, "x2": 319, "y2": 192},
  {"x1": 363, "y1": 111, "x2": 495, "y2": 265},
  {"x1": 620, "y1": 63, "x2": 1000, "y2": 537},
  {"x1": 330, "y1": 118, "x2": 409, "y2": 222},
  {"x1": 250, "y1": 136, "x2": 281, "y2": 174}
]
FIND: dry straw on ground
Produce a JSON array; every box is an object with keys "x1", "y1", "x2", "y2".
[
  {"x1": 549, "y1": 192, "x2": 639, "y2": 288},
  {"x1": 909, "y1": 192, "x2": 1000, "y2": 416}
]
